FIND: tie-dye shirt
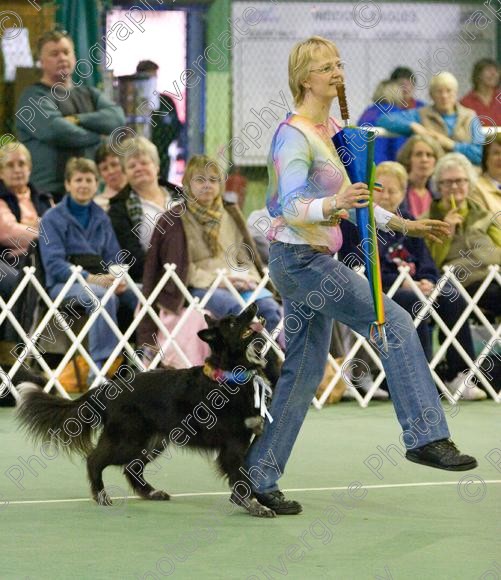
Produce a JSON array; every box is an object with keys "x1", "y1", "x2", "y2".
[{"x1": 266, "y1": 113, "x2": 392, "y2": 253}]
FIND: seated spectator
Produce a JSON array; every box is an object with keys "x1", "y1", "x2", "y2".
[
  {"x1": 428, "y1": 153, "x2": 501, "y2": 319},
  {"x1": 357, "y1": 80, "x2": 409, "y2": 163},
  {"x1": 94, "y1": 143, "x2": 127, "y2": 212},
  {"x1": 470, "y1": 134, "x2": 501, "y2": 217},
  {"x1": 397, "y1": 135, "x2": 444, "y2": 218},
  {"x1": 138, "y1": 154, "x2": 282, "y2": 353},
  {"x1": 39, "y1": 158, "x2": 137, "y2": 382},
  {"x1": 15, "y1": 30, "x2": 125, "y2": 200},
  {"x1": 389, "y1": 66, "x2": 427, "y2": 110},
  {"x1": 460, "y1": 58, "x2": 501, "y2": 127},
  {"x1": 0, "y1": 141, "x2": 53, "y2": 343},
  {"x1": 108, "y1": 136, "x2": 179, "y2": 282},
  {"x1": 339, "y1": 161, "x2": 485, "y2": 399},
  {"x1": 378, "y1": 72, "x2": 483, "y2": 166}
]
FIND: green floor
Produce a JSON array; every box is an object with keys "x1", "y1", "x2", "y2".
[{"x1": 1, "y1": 401, "x2": 500, "y2": 580}]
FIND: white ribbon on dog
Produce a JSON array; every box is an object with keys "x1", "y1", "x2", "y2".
[{"x1": 253, "y1": 375, "x2": 273, "y2": 423}]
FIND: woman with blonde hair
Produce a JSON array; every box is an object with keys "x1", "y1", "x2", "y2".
[
  {"x1": 379, "y1": 72, "x2": 483, "y2": 165},
  {"x1": 108, "y1": 136, "x2": 179, "y2": 281},
  {"x1": 138, "y1": 154, "x2": 282, "y2": 358},
  {"x1": 238, "y1": 36, "x2": 476, "y2": 517},
  {"x1": 0, "y1": 141, "x2": 53, "y2": 343}
]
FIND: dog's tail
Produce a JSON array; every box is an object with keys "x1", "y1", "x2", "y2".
[{"x1": 16, "y1": 383, "x2": 106, "y2": 457}]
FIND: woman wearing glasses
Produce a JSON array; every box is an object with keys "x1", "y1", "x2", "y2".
[
  {"x1": 138, "y1": 154, "x2": 281, "y2": 356},
  {"x1": 237, "y1": 36, "x2": 477, "y2": 518},
  {"x1": 428, "y1": 152, "x2": 501, "y2": 319}
]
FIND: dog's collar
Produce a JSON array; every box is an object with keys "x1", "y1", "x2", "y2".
[
  {"x1": 203, "y1": 362, "x2": 255, "y2": 385},
  {"x1": 203, "y1": 362, "x2": 273, "y2": 424}
]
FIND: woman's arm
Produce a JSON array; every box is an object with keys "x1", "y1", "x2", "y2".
[
  {"x1": 377, "y1": 109, "x2": 421, "y2": 136},
  {"x1": 38, "y1": 212, "x2": 76, "y2": 284},
  {"x1": 0, "y1": 200, "x2": 38, "y2": 246},
  {"x1": 387, "y1": 214, "x2": 451, "y2": 245}
]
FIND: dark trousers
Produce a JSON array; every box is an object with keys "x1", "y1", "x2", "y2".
[{"x1": 467, "y1": 281, "x2": 501, "y2": 321}]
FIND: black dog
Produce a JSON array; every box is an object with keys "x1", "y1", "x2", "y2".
[
  {"x1": 17, "y1": 303, "x2": 279, "y2": 517},
  {"x1": 0, "y1": 366, "x2": 45, "y2": 407}
]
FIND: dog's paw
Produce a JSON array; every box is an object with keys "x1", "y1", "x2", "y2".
[
  {"x1": 147, "y1": 489, "x2": 171, "y2": 501},
  {"x1": 247, "y1": 497, "x2": 276, "y2": 518},
  {"x1": 95, "y1": 491, "x2": 113, "y2": 506},
  {"x1": 245, "y1": 416, "x2": 264, "y2": 436}
]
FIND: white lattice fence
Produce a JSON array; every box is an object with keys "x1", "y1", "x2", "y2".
[{"x1": 0, "y1": 263, "x2": 499, "y2": 407}]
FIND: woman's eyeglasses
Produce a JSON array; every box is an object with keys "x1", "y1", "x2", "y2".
[
  {"x1": 310, "y1": 62, "x2": 345, "y2": 75},
  {"x1": 438, "y1": 177, "x2": 469, "y2": 188}
]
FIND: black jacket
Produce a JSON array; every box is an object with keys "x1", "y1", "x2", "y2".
[{"x1": 108, "y1": 180, "x2": 182, "y2": 282}]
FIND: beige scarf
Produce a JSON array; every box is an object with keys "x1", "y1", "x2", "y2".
[{"x1": 186, "y1": 196, "x2": 224, "y2": 256}]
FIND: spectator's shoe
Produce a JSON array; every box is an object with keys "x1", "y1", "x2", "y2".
[
  {"x1": 406, "y1": 439, "x2": 478, "y2": 471},
  {"x1": 446, "y1": 373, "x2": 487, "y2": 401},
  {"x1": 253, "y1": 490, "x2": 303, "y2": 515}
]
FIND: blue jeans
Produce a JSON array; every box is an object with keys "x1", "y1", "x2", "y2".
[
  {"x1": 190, "y1": 287, "x2": 282, "y2": 333},
  {"x1": 245, "y1": 243, "x2": 450, "y2": 493},
  {"x1": 50, "y1": 282, "x2": 137, "y2": 366}
]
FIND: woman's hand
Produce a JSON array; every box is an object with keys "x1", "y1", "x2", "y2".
[
  {"x1": 322, "y1": 183, "x2": 370, "y2": 217},
  {"x1": 443, "y1": 208, "x2": 464, "y2": 235},
  {"x1": 87, "y1": 273, "x2": 115, "y2": 287},
  {"x1": 87, "y1": 273, "x2": 127, "y2": 295},
  {"x1": 417, "y1": 279, "x2": 435, "y2": 296},
  {"x1": 405, "y1": 218, "x2": 451, "y2": 243},
  {"x1": 225, "y1": 276, "x2": 257, "y2": 292},
  {"x1": 410, "y1": 122, "x2": 429, "y2": 137},
  {"x1": 428, "y1": 131, "x2": 455, "y2": 151},
  {"x1": 337, "y1": 183, "x2": 370, "y2": 209}
]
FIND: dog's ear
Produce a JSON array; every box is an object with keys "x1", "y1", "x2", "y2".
[
  {"x1": 198, "y1": 328, "x2": 219, "y2": 344},
  {"x1": 240, "y1": 302, "x2": 258, "y2": 321},
  {"x1": 204, "y1": 313, "x2": 216, "y2": 327}
]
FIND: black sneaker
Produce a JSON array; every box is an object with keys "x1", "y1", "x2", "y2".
[
  {"x1": 406, "y1": 439, "x2": 477, "y2": 471},
  {"x1": 253, "y1": 490, "x2": 303, "y2": 515}
]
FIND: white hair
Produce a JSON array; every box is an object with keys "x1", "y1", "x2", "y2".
[
  {"x1": 430, "y1": 152, "x2": 477, "y2": 193},
  {"x1": 429, "y1": 71, "x2": 458, "y2": 94}
]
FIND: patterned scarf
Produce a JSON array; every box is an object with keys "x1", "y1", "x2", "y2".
[
  {"x1": 187, "y1": 195, "x2": 224, "y2": 256},
  {"x1": 125, "y1": 189, "x2": 143, "y2": 227}
]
